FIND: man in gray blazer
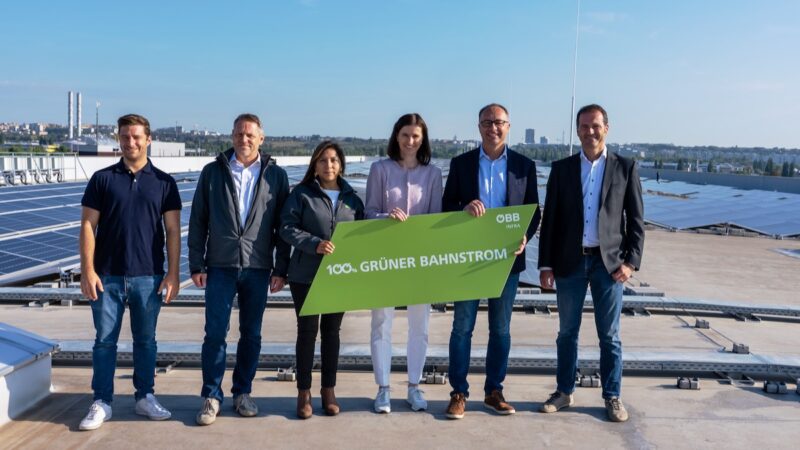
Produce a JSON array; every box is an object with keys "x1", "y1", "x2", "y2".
[{"x1": 537, "y1": 104, "x2": 644, "y2": 422}]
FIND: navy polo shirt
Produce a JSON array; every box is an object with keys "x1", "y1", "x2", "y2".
[{"x1": 81, "y1": 159, "x2": 182, "y2": 276}]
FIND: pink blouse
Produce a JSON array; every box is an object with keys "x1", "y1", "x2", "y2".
[{"x1": 364, "y1": 158, "x2": 443, "y2": 219}]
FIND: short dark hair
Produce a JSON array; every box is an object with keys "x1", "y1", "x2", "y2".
[
  {"x1": 386, "y1": 113, "x2": 431, "y2": 165},
  {"x1": 301, "y1": 140, "x2": 346, "y2": 186},
  {"x1": 478, "y1": 103, "x2": 509, "y2": 119},
  {"x1": 233, "y1": 113, "x2": 262, "y2": 130},
  {"x1": 576, "y1": 104, "x2": 608, "y2": 127},
  {"x1": 117, "y1": 114, "x2": 150, "y2": 136}
]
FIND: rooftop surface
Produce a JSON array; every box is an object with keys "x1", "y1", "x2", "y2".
[
  {"x1": 2, "y1": 156, "x2": 800, "y2": 448},
  {"x1": 3, "y1": 368, "x2": 799, "y2": 450}
]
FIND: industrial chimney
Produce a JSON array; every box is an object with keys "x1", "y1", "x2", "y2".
[
  {"x1": 76, "y1": 92, "x2": 82, "y2": 138},
  {"x1": 68, "y1": 91, "x2": 74, "y2": 139}
]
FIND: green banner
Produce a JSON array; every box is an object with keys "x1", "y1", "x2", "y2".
[{"x1": 299, "y1": 204, "x2": 537, "y2": 316}]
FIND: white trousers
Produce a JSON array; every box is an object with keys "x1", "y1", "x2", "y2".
[{"x1": 370, "y1": 304, "x2": 430, "y2": 386}]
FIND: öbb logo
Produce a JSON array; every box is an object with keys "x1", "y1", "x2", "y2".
[{"x1": 496, "y1": 212, "x2": 521, "y2": 229}]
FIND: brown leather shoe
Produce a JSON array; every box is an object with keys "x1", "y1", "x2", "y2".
[
  {"x1": 297, "y1": 389, "x2": 312, "y2": 419},
  {"x1": 445, "y1": 392, "x2": 466, "y2": 420},
  {"x1": 320, "y1": 387, "x2": 340, "y2": 416},
  {"x1": 483, "y1": 390, "x2": 516, "y2": 415}
]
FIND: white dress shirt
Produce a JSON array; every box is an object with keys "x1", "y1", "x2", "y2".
[
  {"x1": 580, "y1": 147, "x2": 607, "y2": 247},
  {"x1": 228, "y1": 153, "x2": 261, "y2": 227}
]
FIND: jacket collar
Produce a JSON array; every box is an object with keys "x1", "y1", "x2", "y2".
[
  {"x1": 310, "y1": 176, "x2": 355, "y2": 195},
  {"x1": 218, "y1": 148, "x2": 272, "y2": 168}
]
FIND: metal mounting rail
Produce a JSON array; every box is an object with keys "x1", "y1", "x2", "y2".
[
  {"x1": 2, "y1": 287, "x2": 799, "y2": 319},
  {"x1": 513, "y1": 294, "x2": 800, "y2": 318},
  {"x1": 3, "y1": 287, "x2": 800, "y2": 318},
  {"x1": 52, "y1": 341, "x2": 800, "y2": 380}
]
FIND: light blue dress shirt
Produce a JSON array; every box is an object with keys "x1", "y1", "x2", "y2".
[
  {"x1": 580, "y1": 147, "x2": 607, "y2": 247},
  {"x1": 478, "y1": 146, "x2": 508, "y2": 209},
  {"x1": 229, "y1": 153, "x2": 261, "y2": 227}
]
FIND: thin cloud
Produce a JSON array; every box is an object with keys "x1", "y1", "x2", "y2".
[
  {"x1": 579, "y1": 24, "x2": 607, "y2": 35},
  {"x1": 647, "y1": 29, "x2": 663, "y2": 40},
  {"x1": 764, "y1": 25, "x2": 798, "y2": 37},
  {"x1": 586, "y1": 11, "x2": 628, "y2": 23},
  {"x1": 734, "y1": 81, "x2": 785, "y2": 92}
]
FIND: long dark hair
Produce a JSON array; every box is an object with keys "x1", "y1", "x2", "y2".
[
  {"x1": 301, "y1": 140, "x2": 346, "y2": 185},
  {"x1": 386, "y1": 113, "x2": 431, "y2": 165}
]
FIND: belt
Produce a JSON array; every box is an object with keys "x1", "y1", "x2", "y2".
[{"x1": 581, "y1": 246, "x2": 600, "y2": 256}]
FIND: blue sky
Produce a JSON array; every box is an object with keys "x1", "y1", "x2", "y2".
[{"x1": 2, "y1": 1, "x2": 798, "y2": 148}]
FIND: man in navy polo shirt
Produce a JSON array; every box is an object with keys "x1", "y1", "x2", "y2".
[{"x1": 78, "y1": 114, "x2": 182, "y2": 431}]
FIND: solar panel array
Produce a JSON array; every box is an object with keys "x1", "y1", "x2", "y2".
[
  {"x1": 0, "y1": 173, "x2": 198, "y2": 282},
  {"x1": 536, "y1": 166, "x2": 800, "y2": 238},
  {"x1": 0, "y1": 158, "x2": 796, "y2": 285},
  {"x1": 0, "y1": 163, "x2": 312, "y2": 285},
  {"x1": 639, "y1": 178, "x2": 800, "y2": 237}
]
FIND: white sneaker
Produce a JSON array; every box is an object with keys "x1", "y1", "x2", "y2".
[
  {"x1": 79, "y1": 400, "x2": 112, "y2": 431},
  {"x1": 374, "y1": 386, "x2": 391, "y2": 414},
  {"x1": 135, "y1": 393, "x2": 172, "y2": 420},
  {"x1": 407, "y1": 386, "x2": 428, "y2": 411}
]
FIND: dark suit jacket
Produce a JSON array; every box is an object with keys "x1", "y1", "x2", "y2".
[
  {"x1": 443, "y1": 148, "x2": 541, "y2": 274},
  {"x1": 538, "y1": 151, "x2": 644, "y2": 277}
]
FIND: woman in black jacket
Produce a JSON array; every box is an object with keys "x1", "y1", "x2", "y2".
[{"x1": 279, "y1": 140, "x2": 365, "y2": 419}]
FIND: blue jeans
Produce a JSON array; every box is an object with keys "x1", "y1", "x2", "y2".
[
  {"x1": 201, "y1": 267, "x2": 270, "y2": 403},
  {"x1": 448, "y1": 273, "x2": 519, "y2": 397},
  {"x1": 91, "y1": 275, "x2": 163, "y2": 403},
  {"x1": 555, "y1": 254, "x2": 624, "y2": 398}
]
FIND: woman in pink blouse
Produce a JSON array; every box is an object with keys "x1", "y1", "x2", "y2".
[{"x1": 365, "y1": 113, "x2": 443, "y2": 413}]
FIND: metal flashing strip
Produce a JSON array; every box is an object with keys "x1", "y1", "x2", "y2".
[
  {"x1": 2, "y1": 288, "x2": 800, "y2": 318},
  {"x1": 52, "y1": 341, "x2": 800, "y2": 379}
]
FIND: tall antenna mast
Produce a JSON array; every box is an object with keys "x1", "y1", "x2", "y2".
[{"x1": 568, "y1": 0, "x2": 581, "y2": 156}]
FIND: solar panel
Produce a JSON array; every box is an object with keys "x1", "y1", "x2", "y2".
[
  {"x1": 0, "y1": 252, "x2": 44, "y2": 275},
  {"x1": 1, "y1": 159, "x2": 798, "y2": 286}
]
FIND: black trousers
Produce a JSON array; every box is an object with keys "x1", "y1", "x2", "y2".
[{"x1": 290, "y1": 282, "x2": 345, "y2": 390}]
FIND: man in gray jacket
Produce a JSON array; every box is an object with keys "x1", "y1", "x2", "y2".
[{"x1": 189, "y1": 113, "x2": 290, "y2": 425}]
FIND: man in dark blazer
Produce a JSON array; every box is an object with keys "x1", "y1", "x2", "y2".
[
  {"x1": 442, "y1": 103, "x2": 541, "y2": 419},
  {"x1": 538, "y1": 104, "x2": 644, "y2": 422}
]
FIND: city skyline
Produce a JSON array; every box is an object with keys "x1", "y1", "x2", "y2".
[{"x1": 2, "y1": 1, "x2": 798, "y2": 148}]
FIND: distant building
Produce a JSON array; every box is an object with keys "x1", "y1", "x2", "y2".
[
  {"x1": 716, "y1": 163, "x2": 735, "y2": 174},
  {"x1": 525, "y1": 128, "x2": 535, "y2": 145},
  {"x1": 33, "y1": 123, "x2": 47, "y2": 135},
  {"x1": 540, "y1": 136, "x2": 549, "y2": 145},
  {"x1": 68, "y1": 138, "x2": 185, "y2": 157},
  {"x1": 149, "y1": 141, "x2": 185, "y2": 157}
]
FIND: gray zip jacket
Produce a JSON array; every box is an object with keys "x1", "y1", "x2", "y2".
[
  {"x1": 189, "y1": 148, "x2": 290, "y2": 276},
  {"x1": 279, "y1": 177, "x2": 364, "y2": 284}
]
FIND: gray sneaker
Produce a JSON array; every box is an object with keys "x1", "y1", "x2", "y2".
[
  {"x1": 605, "y1": 397, "x2": 629, "y2": 422},
  {"x1": 539, "y1": 391, "x2": 574, "y2": 413},
  {"x1": 233, "y1": 393, "x2": 258, "y2": 417},
  {"x1": 406, "y1": 386, "x2": 427, "y2": 411},
  {"x1": 196, "y1": 397, "x2": 220, "y2": 426},
  {"x1": 374, "y1": 386, "x2": 391, "y2": 414}
]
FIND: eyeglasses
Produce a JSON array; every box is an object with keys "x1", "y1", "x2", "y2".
[{"x1": 479, "y1": 120, "x2": 509, "y2": 128}]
